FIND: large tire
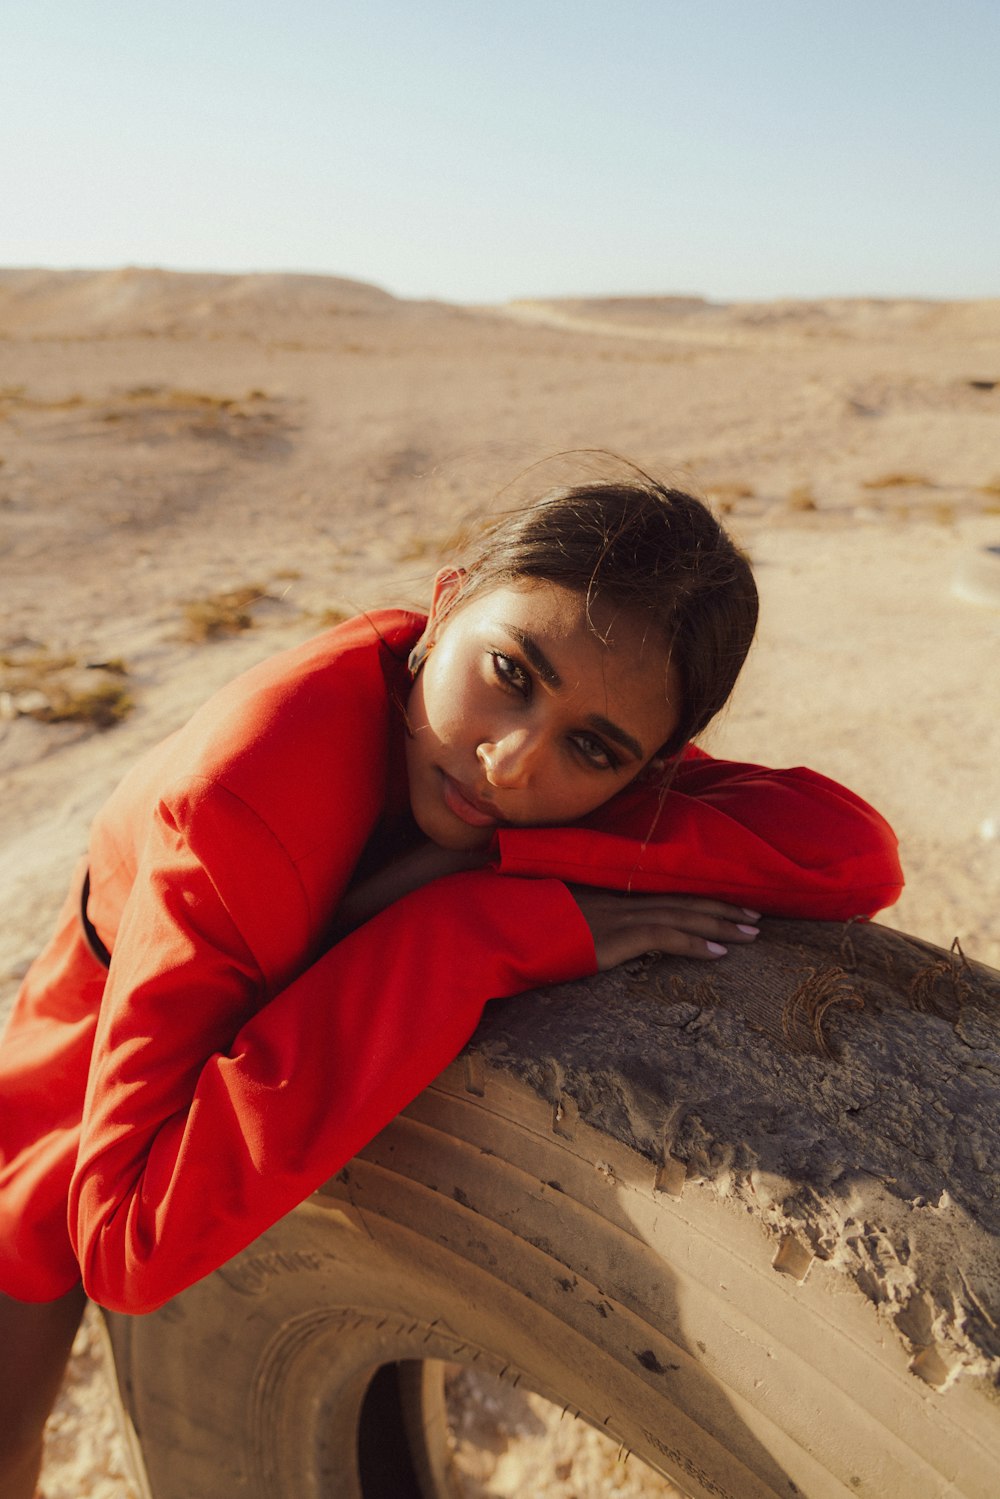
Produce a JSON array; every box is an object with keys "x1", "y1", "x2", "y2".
[{"x1": 102, "y1": 920, "x2": 1000, "y2": 1498}]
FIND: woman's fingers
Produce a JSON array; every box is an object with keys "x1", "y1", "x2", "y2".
[
  {"x1": 568, "y1": 887, "x2": 763, "y2": 971},
  {"x1": 625, "y1": 895, "x2": 761, "y2": 923}
]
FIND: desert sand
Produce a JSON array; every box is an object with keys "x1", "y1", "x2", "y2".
[{"x1": 1, "y1": 268, "x2": 998, "y2": 1495}]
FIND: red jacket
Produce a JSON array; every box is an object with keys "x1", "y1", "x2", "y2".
[{"x1": 0, "y1": 611, "x2": 902, "y2": 1312}]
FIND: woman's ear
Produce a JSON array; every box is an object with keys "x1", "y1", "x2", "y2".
[
  {"x1": 410, "y1": 568, "x2": 468, "y2": 676},
  {"x1": 426, "y1": 566, "x2": 467, "y2": 631}
]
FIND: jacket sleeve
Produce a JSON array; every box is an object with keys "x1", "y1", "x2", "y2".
[
  {"x1": 68, "y1": 805, "x2": 594, "y2": 1314},
  {"x1": 492, "y1": 749, "x2": 904, "y2": 920}
]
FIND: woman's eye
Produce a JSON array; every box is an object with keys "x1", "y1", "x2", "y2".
[
  {"x1": 573, "y1": 734, "x2": 618, "y2": 771},
  {"x1": 491, "y1": 652, "x2": 530, "y2": 695}
]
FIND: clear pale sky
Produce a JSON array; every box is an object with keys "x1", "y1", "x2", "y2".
[{"x1": 3, "y1": 0, "x2": 997, "y2": 303}]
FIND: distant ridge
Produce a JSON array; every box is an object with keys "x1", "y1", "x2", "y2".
[
  {"x1": 0, "y1": 267, "x2": 436, "y2": 339},
  {"x1": 1, "y1": 268, "x2": 997, "y2": 344},
  {"x1": 499, "y1": 292, "x2": 1000, "y2": 344}
]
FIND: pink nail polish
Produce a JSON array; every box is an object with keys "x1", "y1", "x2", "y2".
[
  {"x1": 737, "y1": 924, "x2": 759, "y2": 936},
  {"x1": 742, "y1": 908, "x2": 761, "y2": 920},
  {"x1": 707, "y1": 941, "x2": 727, "y2": 955}
]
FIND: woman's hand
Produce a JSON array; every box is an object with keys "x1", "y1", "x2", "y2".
[{"x1": 568, "y1": 887, "x2": 761, "y2": 971}]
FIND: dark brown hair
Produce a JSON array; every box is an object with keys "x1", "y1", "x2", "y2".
[{"x1": 446, "y1": 472, "x2": 758, "y2": 757}]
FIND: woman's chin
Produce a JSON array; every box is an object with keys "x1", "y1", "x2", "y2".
[
  {"x1": 430, "y1": 824, "x2": 496, "y2": 853},
  {"x1": 410, "y1": 801, "x2": 495, "y2": 853}
]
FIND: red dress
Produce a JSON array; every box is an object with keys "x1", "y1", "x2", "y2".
[{"x1": 0, "y1": 611, "x2": 903, "y2": 1313}]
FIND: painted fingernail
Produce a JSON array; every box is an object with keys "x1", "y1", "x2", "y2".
[
  {"x1": 737, "y1": 924, "x2": 760, "y2": 936},
  {"x1": 742, "y1": 908, "x2": 761, "y2": 920},
  {"x1": 707, "y1": 941, "x2": 728, "y2": 955}
]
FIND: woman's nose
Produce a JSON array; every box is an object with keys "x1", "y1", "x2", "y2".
[{"x1": 477, "y1": 731, "x2": 539, "y2": 788}]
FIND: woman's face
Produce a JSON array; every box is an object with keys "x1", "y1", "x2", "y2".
[{"x1": 404, "y1": 574, "x2": 682, "y2": 850}]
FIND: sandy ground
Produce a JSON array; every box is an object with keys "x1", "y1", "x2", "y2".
[{"x1": 1, "y1": 268, "x2": 998, "y2": 1495}]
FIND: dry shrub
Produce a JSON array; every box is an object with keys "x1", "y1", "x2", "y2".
[
  {"x1": 0, "y1": 386, "x2": 84, "y2": 414},
  {"x1": 34, "y1": 680, "x2": 133, "y2": 729},
  {"x1": 122, "y1": 385, "x2": 267, "y2": 412},
  {"x1": 1, "y1": 647, "x2": 77, "y2": 679},
  {"x1": 97, "y1": 387, "x2": 286, "y2": 453},
  {"x1": 0, "y1": 648, "x2": 133, "y2": 729},
  {"x1": 862, "y1": 472, "x2": 932, "y2": 490},
  {"x1": 315, "y1": 607, "x2": 351, "y2": 630},
  {"x1": 180, "y1": 585, "x2": 271, "y2": 642},
  {"x1": 703, "y1": 481, "x2": 755, "y2": 517}
]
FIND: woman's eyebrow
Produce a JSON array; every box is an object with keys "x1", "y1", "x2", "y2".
[
  {"x1": 503, "y1": 626, "x2": 562, "y2": 688},
  {"x1": 586, "y1": 713, "x2": 644, "y2": 762},
  {"x1": 502, "y1": 625, "x2": 644, "y2": 761}
]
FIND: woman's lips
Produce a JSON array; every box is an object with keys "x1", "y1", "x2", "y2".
[{"x1": 439, "y1": 770, "x2": 500, "y2": 828}]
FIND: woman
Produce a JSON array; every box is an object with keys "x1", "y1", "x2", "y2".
[{"x1": 0, "y1": 474, "x2": 902, "y2": 1496}]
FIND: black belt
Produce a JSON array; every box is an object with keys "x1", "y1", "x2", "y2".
[{"x1": 80, "y1": 869, "x2": 112, "y2": 969}]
